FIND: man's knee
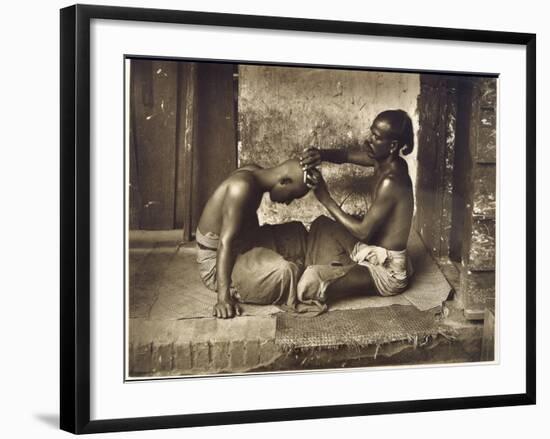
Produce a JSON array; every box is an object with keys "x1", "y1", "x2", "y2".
[
  {"x1": 274, "y1": 259, "x2": 300, "y2": 282},
  {"x1": 276, "y1": 221, "x2": 308, "y2": 244},
  {"x1": 297, "y1": 265, "x2": 324, "y2": 301},
  {"x1": 261, "y1": 258, "x2": 301, "y2": 304},
  {"x1": 234, "y1": 249, "x2": 300, "y2": 285},
  {"x1": 297, "y1": 264, "x2": 350, "y2": 302},
  {"x1": 310, "y1": 215, "x2": 334, "y2": 233},
  {"x1": 284, "y1": 220, "x2": 307, "y2": 233}
]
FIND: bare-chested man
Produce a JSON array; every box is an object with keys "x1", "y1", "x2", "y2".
[
  {"x1": 297, "y1": 109, "x2": 415, "y2": 303},
  {"x1": 196, "y1": 159, "x2": 317, "y2": 319}
]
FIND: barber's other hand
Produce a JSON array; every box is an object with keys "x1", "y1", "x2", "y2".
[
  {"x1": 309, "y1": 169, "x2": 331, "y2": 203},
  {"x1": 213, "y1": 298, "x2": 242, "y2": 319},
  {"x1": 300, "y1": 147, "x2": 322, "y2": 170}
]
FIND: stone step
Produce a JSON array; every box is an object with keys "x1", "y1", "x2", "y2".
[
  {"x1": 128, "y1": 308, "x2": 485, "y2": 378},
  {"x1": 129, "y1": 316, "x2": 281, "y2": 376}
]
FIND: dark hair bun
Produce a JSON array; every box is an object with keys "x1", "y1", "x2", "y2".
[{"x1": 376, "y1": 109, "x2": 414, "y2": 155}]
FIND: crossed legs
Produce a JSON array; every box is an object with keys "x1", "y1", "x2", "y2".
[{"x1": 299, "y1": 216, "x2": 376, "y2": 301}]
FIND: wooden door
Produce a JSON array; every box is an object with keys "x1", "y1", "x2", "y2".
[
  {"x1": 189, "y1": 63, "x2": 238, "y2": 235},
  {"x1": 129, "y1": 59, "x2": 179, "y2": 230},
  {"x1": 129, "y1": 60, "x2": 237, "y2": 233}
]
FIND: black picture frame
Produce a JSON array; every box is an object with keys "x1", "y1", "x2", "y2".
[{"x1": 60, "y1": 4, "x2": 536, "y2": 434}]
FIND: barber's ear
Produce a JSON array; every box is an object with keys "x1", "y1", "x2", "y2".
[
  {"x1": 280, "y1": 177, "x2": 292, "y2": 186},
  {"x1": 390, "y1": 140, "x2": 399, "y2": 154}
]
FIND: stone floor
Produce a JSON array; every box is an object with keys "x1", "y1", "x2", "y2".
[{"x1": 127, "y1": 230, "x2": 490, "y2": 379}]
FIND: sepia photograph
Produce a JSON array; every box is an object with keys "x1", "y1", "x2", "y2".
[{"x1": 126, "y1": 58, "x2": 497, "y2": 379}]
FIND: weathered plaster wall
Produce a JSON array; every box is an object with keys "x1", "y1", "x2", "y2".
[{"x1": 238, "y1": 65, "x2": 420, "y2": 226}]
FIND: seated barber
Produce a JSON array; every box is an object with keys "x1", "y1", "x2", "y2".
[
  {"x1": 195, "y1": 158, "x2": 318, "y2": 319},
  {"x1": 297, "y1": 109, "x2": 415, "y2": 303}
]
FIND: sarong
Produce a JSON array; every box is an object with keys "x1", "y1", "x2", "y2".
[
  {"x1": 195, "y1": 228, "x2": 220, "y2": 292},
  {"x1": 195, "y1": 222, "x2": 307, "y2": 306},
  {"x1": 299, "y1": 215, "x2": 413, "y2": 300}
]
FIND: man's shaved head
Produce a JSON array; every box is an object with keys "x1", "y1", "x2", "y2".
[{"x1": 269, "y1": 158, "x2": 311, "y2": 204}]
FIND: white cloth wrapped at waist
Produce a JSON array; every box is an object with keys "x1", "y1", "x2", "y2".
[{"x1": 350, "y1": 242, "x2": 413, "y2": 296}]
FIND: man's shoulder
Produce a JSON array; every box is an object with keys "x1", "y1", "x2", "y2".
[
  {"x1": 238, "y1": 164, "x2": 262, "y2": 171},
  {"x1": 226, "y1": 171, "x2": 259, "y2": 200},
  {"x1": 377, "y1": 174, "x2": 400, "y2": 193},
  {"x1": 377, "y1": 169, "x2": 411, "y2": 198},
  {"x1": 385, "y1": 159, "x2": 411, "y2": 183}
]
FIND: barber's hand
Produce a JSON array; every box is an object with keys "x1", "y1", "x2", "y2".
[
  {"x1": 300, "y1": 147, "x2": 322, "y2": 170},
  {"x1": 213, "y1": 298, "x2": 242, "y2": 319},
  {"x1": 309, "y1": 169, "x2": 331, "y2": 204}
]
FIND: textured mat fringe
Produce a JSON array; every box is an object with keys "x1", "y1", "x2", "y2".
[{"x1": 275, "y1": 305, "x2": 454, "y2": 351}]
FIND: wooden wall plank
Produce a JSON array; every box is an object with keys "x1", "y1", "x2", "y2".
[
  {"x1": 190, "y1": 63, "x2": 238, "y2": 233},
  {"x1": 415, "y1": 76, "x2": 457, "y2": 259},
  {"x1": 129, "y1": 64, "x2": 142, "y2": 229},
  {"x1": 470, "y1": 78, "x2": 497, "y2": 164},
  {"x1": 458, "y1": 77, "x2": 498, "y2": 319},
  {"x1": 480, "y1": 309, "x2": 495, "y2": 360},
  {"x1": 464, "y1": 219, "x2": 496, "y2": 271},
  {"x1": 472, "y1": 164, "x2": 496, "y2": 219},
  {"x1": 439, "y1": 84, "x2": 458, "y2": 259},
  {"x1": 174, "y1": 63, "x2": 197, "y2": 239},
  {"x1": 449, "y1": 79, "x2": 473, "y2": 262},
  {"x1": 131, "y1": 59, "x2": 178, "y2": 230}
]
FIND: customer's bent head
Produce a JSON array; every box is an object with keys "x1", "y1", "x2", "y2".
[{"x1": 269, "y1": 158, "x2": 311, "y2": 204}]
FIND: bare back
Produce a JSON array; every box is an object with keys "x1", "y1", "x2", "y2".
[{"x1": 197, "y1": 165, "x2": 263, "y2": 236}]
